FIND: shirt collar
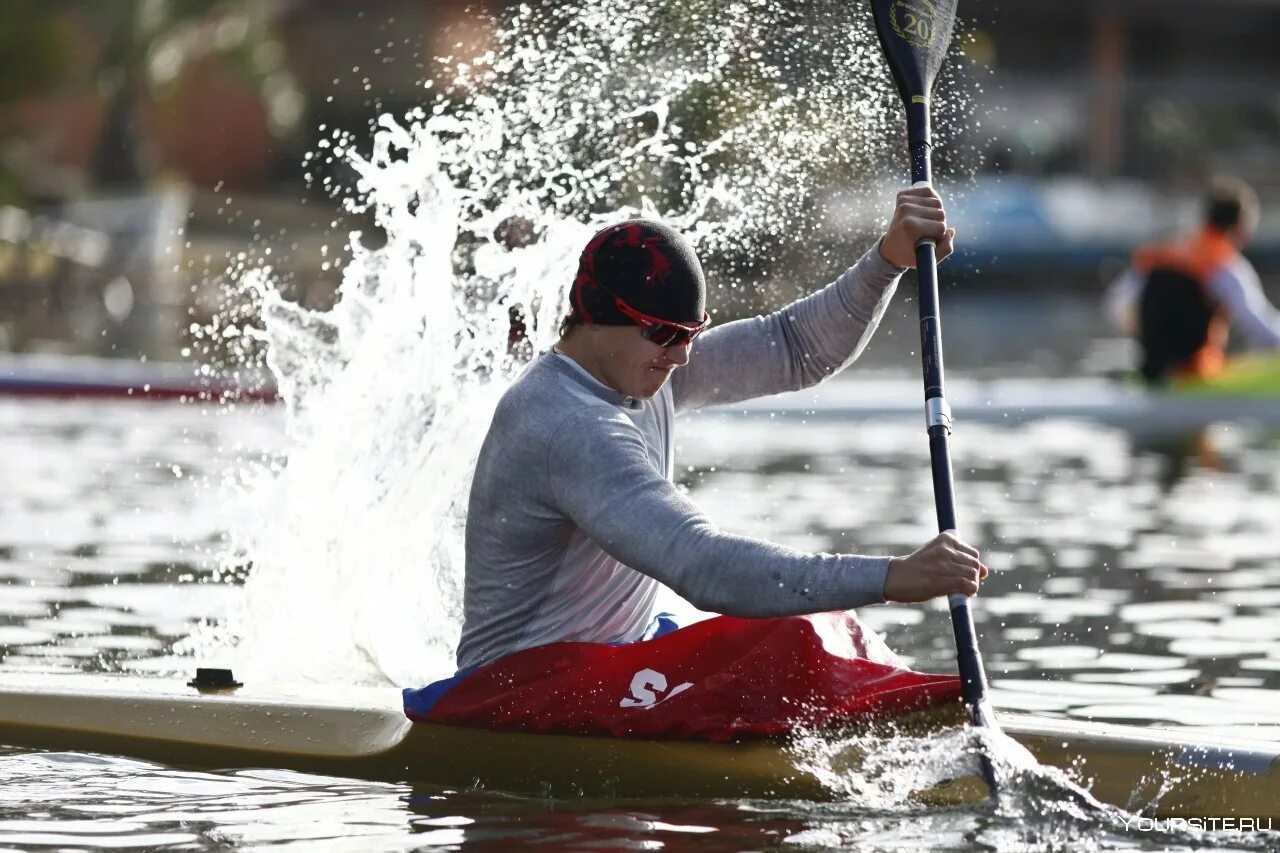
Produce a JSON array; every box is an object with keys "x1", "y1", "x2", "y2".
[{"x1": 548, "y1": 348, "x2": 641, "y2": 409}]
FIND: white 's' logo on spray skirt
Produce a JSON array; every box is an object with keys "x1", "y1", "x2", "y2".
[{"x1": 619, "y1": 668, "x2": 693, "y2": 709}]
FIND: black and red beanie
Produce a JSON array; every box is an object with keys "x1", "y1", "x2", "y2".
[{"x1": 570, "y1": 219, "x2": 706, "y2": 326}]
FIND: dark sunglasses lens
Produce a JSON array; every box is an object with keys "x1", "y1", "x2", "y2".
[
  {"x1": 642, "y1": 325, "x2": 677, "y2": 346},
  {"x1": 644, "y1": 325, "x2": 697, "y2": 347}
]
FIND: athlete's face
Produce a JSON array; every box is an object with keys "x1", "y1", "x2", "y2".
[
  {"x1": 1235, "y1": 213, "x2": 1259, "y2": 248},
  {"x1": 590, "y1": 325, "x2": 691, "y2": 399}
]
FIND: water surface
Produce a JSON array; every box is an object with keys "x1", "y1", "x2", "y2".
[{"x1": 1, "y1": 395, "x2": 1278, "y2": 850}]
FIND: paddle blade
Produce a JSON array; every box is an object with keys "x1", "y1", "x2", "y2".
[{"x1": 869, "y1": 0, "x2": 958, "y2": 105}]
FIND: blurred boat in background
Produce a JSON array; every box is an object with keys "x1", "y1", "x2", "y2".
[
  {"x1": 4, "y1": 350, "x2": 1276, "y2": 426},
  {"x1": 0, "y1": 352, "x2": 276, "y2": 401},
  {"x1": 718, "y1": 356, "x2": 1280, "y2": 432}
]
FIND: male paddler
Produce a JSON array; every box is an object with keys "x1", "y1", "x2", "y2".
[
  {"x1": 457, "y1": 187, "x2": 988, "y2": 671},
  {"x1": 1106, "y1": 177, "x2": 1280, "y2": 384}
]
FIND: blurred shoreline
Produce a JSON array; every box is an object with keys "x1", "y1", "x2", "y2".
[{"x1": 3, "y1": 0, "x2": 1280, "y2": 359}]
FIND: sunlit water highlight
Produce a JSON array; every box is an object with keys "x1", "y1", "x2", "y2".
[{"x1": 2, "y1": 399, "x2": 1279, "y2": 848}]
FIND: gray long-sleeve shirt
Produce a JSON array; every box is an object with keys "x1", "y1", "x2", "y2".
[{"x1": 457, "y1": 243, "x2": 905, "y2": 670}]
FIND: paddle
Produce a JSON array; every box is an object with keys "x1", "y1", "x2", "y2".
[{"x1": 868, "y1": 0, "x2": 1002, "y2": 794}]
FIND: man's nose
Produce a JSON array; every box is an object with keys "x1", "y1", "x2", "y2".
[{"x1": 665, "y1": 342, "x2": 691, "y2": 366}]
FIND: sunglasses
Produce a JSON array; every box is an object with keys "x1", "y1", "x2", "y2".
[
  {"x1": 612, "y1": 297, "x2": 710, "y2": 347},
  {"x1": 574, "y1": 279, "x2": 710, "y2": 347}
]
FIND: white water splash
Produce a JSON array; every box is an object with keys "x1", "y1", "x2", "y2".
[
  {"x1": 788, "y1": 724, "x2": 1156, "y2": 847},
  {"x1": 788, "y1": 721, "x2": 1006, "y2": 809},
  {"x1": 785, "y1": 724, "x2": 1276, "y2": 849},
  {"x1": 188, "y1": 117, "x2": 598, "y2": 685},
  {"x1": 188, "y1": 0, "x2": 977, "y2": 686}
]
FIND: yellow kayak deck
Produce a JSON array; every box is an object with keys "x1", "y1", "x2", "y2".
[{"x1": 0, "y1": 673, "x2": 1275, "y2": 817}]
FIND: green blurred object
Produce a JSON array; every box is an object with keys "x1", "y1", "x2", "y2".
[
  {"x1": 0, "y1": 3, "x2": 72, "y2": 104},
  {"x1": 1173, "y1": 353, "x2": 1280, "y2": 397},
  {"x1": 0, "y1": 2, "x2": 74, "y2": 205}
]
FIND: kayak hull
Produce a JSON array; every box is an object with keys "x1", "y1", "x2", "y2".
[
  {"x1": 0, "y1": 672, "x2": 953, "y2": 800},
  {"x1": 0, "y1": 673, "x2": 1276, "y2": 816},
  {"x1": 1004, "y1": 715, "x2": 1280, "y2": 820}
]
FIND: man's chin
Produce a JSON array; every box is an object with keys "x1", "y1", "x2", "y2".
[
  {"x1": 626, "y1": 368, "x2": 675, "y2": 400},
  {"x1": 633, "y1": 380, "x2": 668, "y2": 400}
]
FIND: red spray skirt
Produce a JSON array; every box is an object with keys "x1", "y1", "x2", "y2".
[{"x1": 407, "y1": 613, "x2": 962, "y2": 742}]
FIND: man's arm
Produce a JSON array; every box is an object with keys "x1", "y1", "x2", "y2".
[
  {"x1": 547, "y1": 410, "x2": 986, "y2": 614},
  {"x1": 671, "y1": 242, "x2": 904, "y2": 413},
  {"x1": 671, "y1": 186, "x2": 952, "y2": 413},
  {"x1": 1208, "y1": 260, "x2": 1280, "y2": 349},
  {"x1": 1105, "y1": 266, "x2": 1143, "y2": 336},
  {"x1": 548, "y1": 409, "x2": 891, "y2": 616}
]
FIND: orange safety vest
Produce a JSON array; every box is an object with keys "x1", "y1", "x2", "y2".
[{"x1": 1131, "y1": 227, "x2": 1238, "y2": 382}]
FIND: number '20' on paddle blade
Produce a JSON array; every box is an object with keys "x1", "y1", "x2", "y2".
[{"x1": 869, "y1": 0, "x2": 958, "y2": 104}]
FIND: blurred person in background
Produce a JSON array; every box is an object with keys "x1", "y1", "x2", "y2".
[{"x1": 1106, "y1": 177, "x2": 1280, "y2": 384}]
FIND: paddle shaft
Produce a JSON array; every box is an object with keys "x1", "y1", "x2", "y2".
[{"x1": 906, "y1": 100, "x2": 996, "y2": 728}]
